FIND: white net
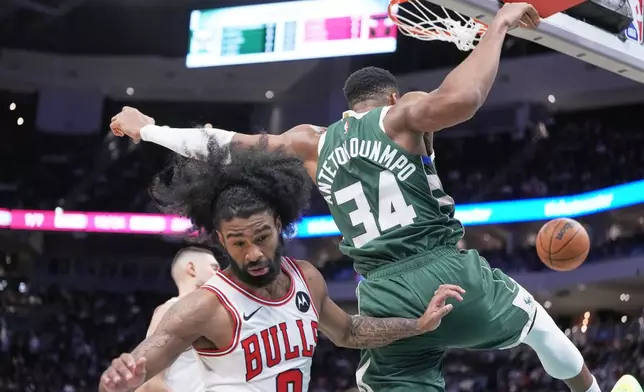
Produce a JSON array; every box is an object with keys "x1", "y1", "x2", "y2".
[{"x1": 388, "y1": 0, "x2": 487, "y2": 51}]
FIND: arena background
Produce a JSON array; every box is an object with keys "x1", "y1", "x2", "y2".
[{"x1": 1, "y1": 0, "x2": 644, "y2": 391}]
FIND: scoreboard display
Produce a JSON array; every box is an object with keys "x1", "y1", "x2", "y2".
[{"x1": 187, "y1": 0, "x2": 397, "y2": 68}]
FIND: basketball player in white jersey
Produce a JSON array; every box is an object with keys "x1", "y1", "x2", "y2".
[
  {"x1": 136, "y1": 246, "x2": 220, "y2": 392},
  {"x1": 99, "y1": 141, "x2": 466, "y2": 392}
]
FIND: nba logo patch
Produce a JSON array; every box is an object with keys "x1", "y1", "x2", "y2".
[
  {"x1": 626, "y1": 0, "x2": 643, "y2": 43},
  {"x1": 344, "y1": 120, "x2": 349, "y2": 134}
]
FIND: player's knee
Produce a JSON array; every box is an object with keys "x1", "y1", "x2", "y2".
[{"x1": 522, "y1": 302, "x2": 584, "y2": 380}]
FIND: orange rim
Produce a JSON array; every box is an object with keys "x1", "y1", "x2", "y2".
[{"x1": 388, "y1": 0, "x2": 488, "y2": 38}]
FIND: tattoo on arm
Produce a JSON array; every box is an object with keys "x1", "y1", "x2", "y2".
[
  {"x1": 131, "y1": 333, "x2": 173, "y2": 360},
  {"x1": 129, "y1": 301, "x2": 196, "y2": 382},
  {"x1": 344, "y1": 315, "x2": 421, "y2": 349},
  {"x1": 299, "y1": 259, "x2": 422, "y2": 350}
]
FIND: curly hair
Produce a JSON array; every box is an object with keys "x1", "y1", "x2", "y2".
[{"x1": 151, "y1": 137, "x2": 311, "y2": 238}]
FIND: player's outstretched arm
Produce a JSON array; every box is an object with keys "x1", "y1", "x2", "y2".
[
  {"x1": 109, "y1": 107, "x2": 323, "y2": 169},
  {"x1": 296, "y1": 260, "x2": 465, "y2": 349},
  {"x1": 134, "y1": 302, "x2": 175, "y2": 392},
  {"x1": 99, "y1": 290, "x2": 215, "y2": 392},
  {"x1": 386, "y1": 3, "x2": 540, "y2": 133}
]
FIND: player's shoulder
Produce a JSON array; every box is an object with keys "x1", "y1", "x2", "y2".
[
  {"x1": 389, "y1": 91, "x2": 429, "y2": 116},
  {"x1": 288, "y1": 259, "x2": 326, "y2": 295},
  {"x1": 282, "y1": 124, "x2": 326, "y2": 158},
  {"x1": 290, "y1": 259, "x2": 317, "y2": 276},
  {"x1": 402, "y1": 91, "x2": 430, "y2": 100},
  {"x1": 149, "y1": 289, "x2": 228, "y2": 336},
  {"x1": 383, "y1": 91, "x2": 430, "y2": 133},
  {"x1": 147, "y1": 297, "x2": 184, "y2": 336},
  {"x1": 286, "y1": 258, "x2": 324, "y2": 283},
  {"x1": 153, "y1": 297, "x2": 178, "y2": 315},
  {"x1": 163, "y1": 287, "x2": 229, "y2": 324}
]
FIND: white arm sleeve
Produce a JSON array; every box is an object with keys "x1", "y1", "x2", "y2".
[{"x1": 140, "y1": 124, "x2": 236, "y2": 158}]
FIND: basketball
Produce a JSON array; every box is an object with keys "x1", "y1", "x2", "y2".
[{"x1": 535, "y1": 218, "x2": 590, "y2": 271}]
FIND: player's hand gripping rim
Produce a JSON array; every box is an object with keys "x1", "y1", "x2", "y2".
[
  {"x1": 100, "y1": 353, "x2": 147, "y2": 392},
  {"x1": 496, "y1": 2, "x2": 541, "y2": 30},
  {"x1": 418, "y1": 284, "x2": 465, "y2": 332}
]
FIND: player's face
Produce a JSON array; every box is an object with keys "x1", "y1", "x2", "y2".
[
  {"x1": 217, "y1": 211, "x2": 283, "y2": 288},
  {"x1": 191, "y1": 256, "x2": 220, "y2": 287}
]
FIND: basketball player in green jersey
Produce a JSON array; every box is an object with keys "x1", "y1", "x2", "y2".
[{"x1": 110, "y1": 3, "x2": 641, "y2": 392}]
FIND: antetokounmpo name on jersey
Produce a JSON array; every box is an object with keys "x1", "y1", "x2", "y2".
[
  {"x1": 242, "y1": 319, "x2": 318, "y2": 383},
  {"x1": 317, "y1": 138, "x2": 416, "y2": 204}
]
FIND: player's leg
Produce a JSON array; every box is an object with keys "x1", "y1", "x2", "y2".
[
  {"x1": 446, "y1": 251, "x2": 602, "y2": 391},
  {"x1": 355, "y1": 272, "x2": 447, "y2": 392},
  {"x1": 353, "y1": 246, "x2": 527, "y2": 392},
  {"x1": 471, "y1": 255, "x2": 600, "y2": 392},
  {"x1": 521, "y1": 301, "x2": 599, "y2": 392},
  {"x1": 356, "y1": 343, "x2": 446, "y2": 392}
]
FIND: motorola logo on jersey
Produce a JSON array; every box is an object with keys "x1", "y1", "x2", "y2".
[{"x1": 295, "y1": 291, "x2": 311, "y2": 313}]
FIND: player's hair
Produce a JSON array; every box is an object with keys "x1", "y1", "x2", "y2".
[
  {"x1": 169, "y1": 245, "x2": 216, "y2": 283},
  {"x1": 151, "y1": 137, "x2": 311, "y2": 238},
  {"x1": 343, "y1": 66, "x2": 399, "y2": 109},
  {"x1": 171, "y1": 245, "x2": 214, "y2": 271}
]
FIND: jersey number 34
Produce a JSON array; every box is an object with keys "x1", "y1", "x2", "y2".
[{"x1": 335, "y1": 170, "x2": 417, "y2": 248}]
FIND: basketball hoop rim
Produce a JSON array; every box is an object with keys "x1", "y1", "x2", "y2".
[{"x1": 387, "y1": 0, "x2": 488, "y2": 38}]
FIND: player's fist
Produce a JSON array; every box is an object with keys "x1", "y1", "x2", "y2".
[
  {"x1": 417, "y1": 284, "x2": 465, "y2": 332},
  {"x1": 495, "y1": 2, "x2": 540, "y2": 29},
  {"x1": 99, "y1": 354, "x2": 147, "y2": 392},
  {"x1": 110, "y1": 106, "x2": 155, "y2": 143}
]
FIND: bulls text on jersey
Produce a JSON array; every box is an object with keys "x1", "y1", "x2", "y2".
[{"x1": 242, "y1": 319, "x2": 318, "y2": 383}]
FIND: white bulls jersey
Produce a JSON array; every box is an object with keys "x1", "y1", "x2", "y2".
[
  {"x1": 165, "y1": 348, "x2": 204, "y2": 391},
  {"x1": 197, "y1": 257, "x2": 319, "y2": 392},
  {"x1": 149, "y1": 298, "x2": 205, "y2": 392}
]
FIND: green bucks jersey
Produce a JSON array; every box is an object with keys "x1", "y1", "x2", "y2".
[{"x1": 316, "y1": 106, "x2": 464, "y2": 275}]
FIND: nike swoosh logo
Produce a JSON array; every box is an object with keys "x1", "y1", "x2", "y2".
[{"x1": 243, "y1": 307, "x2": 262, "y2": 321}]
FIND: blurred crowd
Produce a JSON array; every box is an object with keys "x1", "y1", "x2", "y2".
[
  {"x1": 1, "y1": 283, "x2": 643, "y2": 392},
  {"x1": 426, "y1": 105, "x2": 644, "y2": 204}
]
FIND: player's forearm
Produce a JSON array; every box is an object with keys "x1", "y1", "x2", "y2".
[
  {"x1": 437, "y1": 20, "x2": 510, "y2": 110},
  {"x1": 140, "y1": 124, "x2": 235, "y2": 159},
  {"x1": 128, "y1": 334, "x2": 185, "y2": 385},
  {"x1": 341, "y1": 315, "x2": 422, "y2": 349},
  {"x1": 140, "y1": 125, "x2": 292, "y2": 159}
]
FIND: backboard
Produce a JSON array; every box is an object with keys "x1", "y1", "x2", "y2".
[{"x1": 412, "y1": 0, "x2": 644, "y2": 83}]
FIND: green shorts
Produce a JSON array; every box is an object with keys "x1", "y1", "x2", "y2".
[{"x1": 355, "y1": 246, "x2": 536, "y2": 392}]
